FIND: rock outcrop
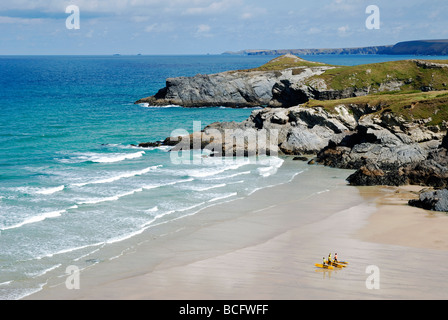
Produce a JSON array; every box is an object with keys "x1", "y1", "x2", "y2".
[
  {"x1": 409, "y1": 189, "x2": 448, "y2": 212},
  {"x1": 137, "y1": 101, "x2": 448, "y2": 211},
  {"x1": 136, "y1": 55, "x2": 332, "y2": 108},
  {"x1": 135, "y1": 56, "x2": 448, "y2": 212},
  {"x1": 442, "y1": 134, "x2": 448, "y2": 149},
  {"x1": 344, "y1": 131, "x2": 448, "y2": 188},
  {"x1": 137, "y1": 55, "x2": 448, "y2": 110},
  {"x1": 135, "y1": 71, "x2": 279, "y2": 108}
]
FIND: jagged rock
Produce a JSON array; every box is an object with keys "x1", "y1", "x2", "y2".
[
  {"x1": 442, "y1": 134, "x2": 448, "y2": 149},
  {"x1": 346, "y1": 159, "x2": 448, "y2": 187},
  {"x1": 347, "y1": 162, "x2": 409, "y2": 186},
  {"x1": 135, "y1": 71, "x2": 279, "y2": 108},
  {"x1": 138, "y1": 141, "x2": 164, "y2": 148},
  {"x1": 409, "y1": 189, "x2": 448, "y2": 212},
  {"x1": 269, "y1": 80, "x2": 309, "y2": 108},
  {"x1": 428, "y1": 148, "x2": 448, "y2": 167},
  {"x1": 293, "y1": 156, "x2": 309, "y2": 161},
  {"x1": 136, "y1": 55, "x2": 332, "y2": 108},
  {"x1": 138, "y1": 101, "x2": 446, "y2": 174},
  {"x1": 135, "y1": 55, "x2": 448, "y2": 191},
  {"x1": 401, "y1": 160, "x2": 448, "y2": 188}
]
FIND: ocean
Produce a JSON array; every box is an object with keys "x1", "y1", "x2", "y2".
[{"x1": 0, "y1": 53, "x2": 446, "y2": 299}]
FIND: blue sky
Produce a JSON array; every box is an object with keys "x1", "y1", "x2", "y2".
[{"x1": 1, "y1": 0, "x2": 447, "y2": 55}]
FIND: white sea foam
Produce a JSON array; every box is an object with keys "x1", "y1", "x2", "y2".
[
  {"x1": 190, "y1": 183, "x2": 227, "y2": 192},
  {"x1": 105, "y1": 227, "x2": 150, "y2": 244},
  {"x1": 188, "y1": 160, "x2": 250, "y2": 178},
  {"x1": 1, "y1": 209, "x2": 66, "y2": 231},
  {"x1": 141, "y1": 209, "x2": 176, "y2": 228},
  {"x1": 203, "y1": 170, "x2": 251, "y2": 181},
  {"x1": 26, "y1": 264, "x2": 62, "y2": 278},
  {"x1": 72, "y1": 165, "x2": 161, "y2": 187},
  {"x1": 155, "y1": 145, "x2": 172, "y2": 152},
  {"x1": 59, "y1": 151, "x2": 145, "y2": 164},
  {"x1": 208, "y1": 192, "x2": 238, "y2": 203},
  {"x1": 141, "y1": 177, "x2": 194, "y2": 191},
  {"x1": 90, "y1": 151, "x2": 145, "y2": 163},
  {"x1": 257, "y1": 157, "x2": 284, "y2": 177},
  {"x1": 42, "y1": 242, "x2": 104, "y2": 259},
  {"x1": 145, "y1": 206, "x2": 159, "y2": 213},
  {"x1": 105, "y1": 211, "x2": 180, "y2": 244},
  {"x1": 12, "y1": 185, "x2": 65, "y2": 196},
  {"x1": 139, "y1": 103, "x2": 181, "y2": 108},
  {"x1": 247, "y1": 187, "x2": 263, "y2": 196},
  {"x1": 35, "y1": 185, "x2": 65, "y2": 195},
  {"x1": 73, "y1": 247, "x2": 103, "y2": 262},
  {"x1": 177, "y1": 202, "x2": 206, "y2": 212},
  {"x1": 164, "y1": 177, "x2": 195, "y2": 186},
  {"x1": 78, "y1": 188, "x2": 144, "y2": 205},
  {"x1": 142, "y1": 184, "x2": 161, "y2": 190},
  {"x1": 124, "y1": 144, "x2": 172, "y2": 152}
]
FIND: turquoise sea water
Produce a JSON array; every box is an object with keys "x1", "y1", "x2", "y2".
[{"x1": 0, "y1": 54, "x2": 446, "y2": 299}]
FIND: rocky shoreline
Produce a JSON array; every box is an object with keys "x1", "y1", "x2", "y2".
[
  {"x1": 135, "y1": 55, "x2": 332, "y2": 108},
  {"x1": 135, "y1": 55, "x2": 448, "y2": 212}
]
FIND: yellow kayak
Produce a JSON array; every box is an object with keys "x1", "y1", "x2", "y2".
[
  {"x1": 332, "y1": 261, "x2": 347, "y2": 267},
  {"x1": 323, "y1": 261, "x2": 347, "y2": 268},
  {"x1": 331, "y1": 263, "x2": 345, "y2": 268},
  {"x1": 315, "y1": 263, "x2": 334, "y2": 270}
]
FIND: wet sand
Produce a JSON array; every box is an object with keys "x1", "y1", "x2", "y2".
[{"x1": 26, "y1": 165, "x2": 448, "y2": 300}]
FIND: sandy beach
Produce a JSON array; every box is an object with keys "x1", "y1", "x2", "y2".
[{"x1": 26, "y1": 162, "x2": 448, "y2": 300}]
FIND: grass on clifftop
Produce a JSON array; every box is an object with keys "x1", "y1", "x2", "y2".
[
  {"x1": 238, "y1": 54, "x2": 328, "y2": 72},
  {"x1": 304, "y1": 90, "x2": 448, "y2": 126},
  {"x1": 307, "y1": 59, "x2": 448, "y2": 91}
]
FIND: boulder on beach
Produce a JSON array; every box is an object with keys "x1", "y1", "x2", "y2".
[{"x1": 409, "y1": 188, "x2": 448, "y2": 212}]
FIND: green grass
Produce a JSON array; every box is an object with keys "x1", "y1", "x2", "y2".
[
  {"x1": 236, "y1": 54, "x2": 329, "y2": 73},
  {"x1": 429, "y1": 60, "x2": 448, "y2": 64},
  {"x1": 305, "y1": 59, "x2": 448, "y2": 92},
  {"x1": 232, "y1": 56, "x2": 448, "y2": 126},
  {"x1": 303, "y1": 90, "x2": 448, "y2": 126}
]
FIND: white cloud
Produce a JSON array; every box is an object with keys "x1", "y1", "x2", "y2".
[
  {"x1": 145, "y1": 23, "x2": 158, "y2": 32},
  {"x1": 307, "y1": 27, "x2": 321, "y2": 35},
  {"x1": 131, "y1": 15, "x2": 151, "y2": 23},
  {"x1": 240, "y1": 6, "x2": 267, "y2": 20},
  {"x1": 0, "y1": 0, "x2": 166, "y2": 15},
  {"x1": 325, "y1": 0, "x2": 362, "y2": 17},
  {"x1": 0, "y1": 16, "x2": 44, "y2": 24},
  {"x1": 337, "y1": 25, "x2": 350, "y2": 36},
  {"x1": 197, "y1": 24, "x2": 210, "y2": 33},
  {"x1": 144, "y1": 22, "x2": 174, "y2": 33},
  {"x1": 86, "y1": 29, "x2": 94, "y2": 38},
  {"x1": 183, "y1": 0, "x2": 241, "y2": 15},
  {"x1": 194, "y1": 23, "x2": 213, "y2": 38},
  {"x1": 241, "y1": 12, "x2": 252, "y2": 20}
]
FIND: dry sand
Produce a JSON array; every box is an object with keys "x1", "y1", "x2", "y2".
[
  {"x1": 26, "y1": 165, "x2": 448, "y2": 300},
  {"x1": 356, "y1": 185, "x2": 448, "y2": 251}
]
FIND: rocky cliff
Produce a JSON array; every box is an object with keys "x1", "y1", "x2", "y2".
[
  {"x1": 223, "y1": 39, "x2": 448, "y2": 56},
  {"x1": 137, "y1": 55, "x2": 448, "y2": 109},
  {"x1": 136, "y1": 56, "x2": 448, "y2": 211},
  {"x1": 135, "y1": 55, "x2": 332, "y2": 108}
]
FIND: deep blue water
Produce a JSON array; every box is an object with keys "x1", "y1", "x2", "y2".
[{"x1": 0, "y1": 53, "x2": 446, "y2": 299}]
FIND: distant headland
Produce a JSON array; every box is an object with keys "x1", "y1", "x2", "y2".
[{"x1": 222, "y1": 39, "x2": 448, "y2": 56}]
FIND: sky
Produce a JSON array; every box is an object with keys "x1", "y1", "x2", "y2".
[{"x1": 1, "y1": 0, "x2": 447, "y2": 55}]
